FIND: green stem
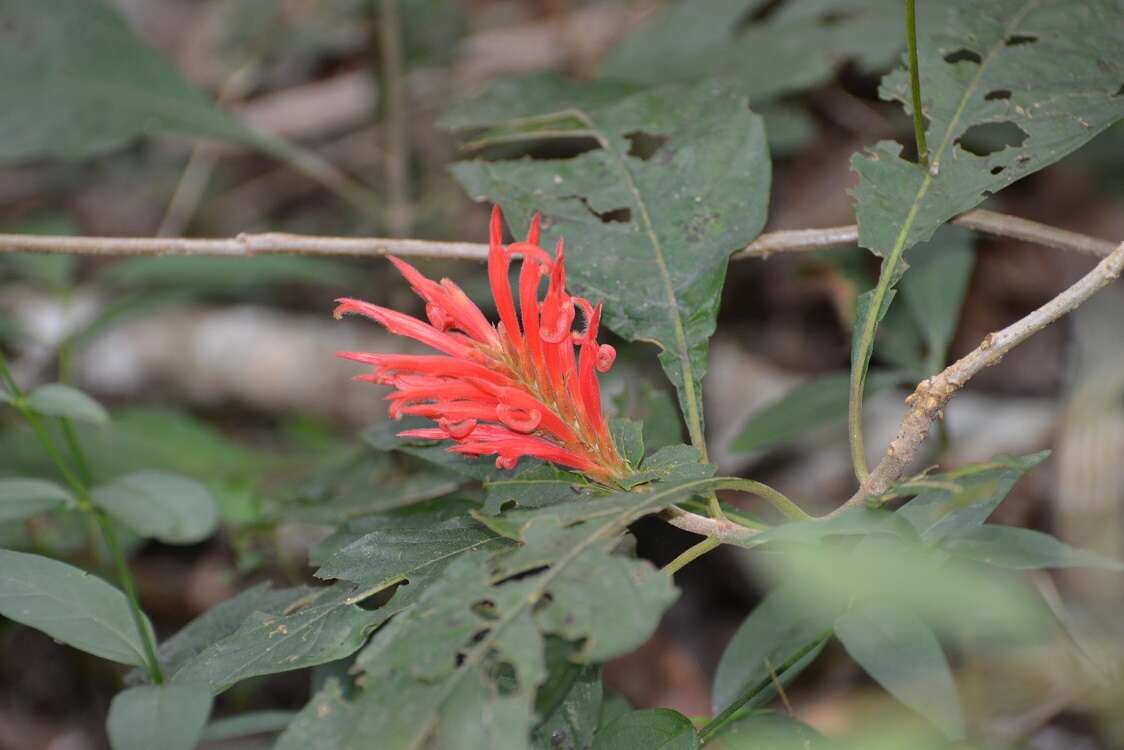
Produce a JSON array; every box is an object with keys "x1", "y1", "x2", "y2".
[
  {"x1": 95, "y1": 509, "x2": 164, "y2": 684},
  {"x1": 698, "y1": 632, "x2": 830, "y2": 744},
  {"x1": 740, "y1": 479, "x2": 813, "y2": 522},
  {"x1": 906, "y1": 0, "x2": 929, "y2": 166},
  {"x1": 662, "y1": 537, "x2": 720, "y2": 575},
  {"x1": 0, "y1": 351, "x2": 164, "y2": 684}
]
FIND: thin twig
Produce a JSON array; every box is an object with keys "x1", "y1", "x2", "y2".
[
  {"x1": 660, "y1": 507, "x2": 759, "y2": 546},
  {"x1": 0, "y1": 209, "x2": 1113, "y2": 261},
  {"x1": 836, "y1": 239, "x2": 1124, "y2": 512}
]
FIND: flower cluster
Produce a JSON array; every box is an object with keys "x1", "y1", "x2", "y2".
[{"x1": 336, "y1": 206, "x2": 628, "y2": 483}]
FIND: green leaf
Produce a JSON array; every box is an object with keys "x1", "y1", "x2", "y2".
[
  {"x1": 610, "y1": 418, "x2": 645, "y2": 467},
  {"x1": 900, "y1": 227, "x2": 975, "y2": 373},
  {"x1": 315, "y1": 513, "x2": 512, "y2": 590},
  {"x1": 274, "y1": 679, "x2": 358, "y2": 750},
  {"x1": 0, "y1": 0, "x2": 253, "y2": 163},
  {"x1": 747, "y1": 508, "x2": 917, "y2": 549},
  {"x1": 169, "y1": 584, "x2": 385, "y2": 694},
  {"x1": 286, "y1": 448, "x2": 463, "y2": 524},
  {"x1": 0, "y1": 477, "x2": 74, "y2": 523},
  {"x1": 452, "y1": 82, "x2": 770, "y2": 444},
  {"x1": 600, "y1": 0, "x2": 913, "y2": 99},
  {"x1": 278, "y1": 475, "x2": 730, "y2": 750},
  {"x1": 592, "y1": 708, "x2": 697, "y2": 750},
  {"x1": 106, "y1": 684, "x2": 213, "y2": 750},
  {"x1": 760, "y1": 534, "x2": 1051, "y2": 639},
  {"x1": 25, "y1": 383, "x2": 109, "y2": 424},
  {"x1": 622, "y1": 444, "x2": 715, "y2": 489},
  {"x1": 0, "y1": 548, "x2": 153, "y2": 666},
  {"x1": 896, "y1": 452, "x2": 1049, "y2": 540},
  {"x1": 712, "y1": 584, "x2": 834, "y2": 714},
  {"x1": 91, "y1": 471, "x2": 218, "y2": 545},
  {"x1": 712, "y1": 714, "x2": 829, "y2": 750},
  {"x1": 834, "y1": 602, "x2": 964, "y2": 739},
  {"x1": 482, "y1": 464, "x2": 592, "y2": 516},
  {"x1": 199, "y1": 710, "x2": 295, "y2": 743},
  {"x1": 532, "y1": 649, "x2": 602, "y2": 750},
  {"x1": 730, "y1": 370, "x2": 905, "y2": 454},
  {"x1": 848, "y1": 0, "x2": 1124, "y2": 406},
  {"x1": 942, "y1": 525, "x2": 1124, "y2": 571},
  {"x1": 142, "y1": 582, "x2": 310, "y2": 683}
]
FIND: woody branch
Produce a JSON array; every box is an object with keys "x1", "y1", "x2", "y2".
[
  {"x1": 838, "y1": 238, "x2": 1124, "y2": 513},
  {"x1": 0, "y1": 209, "x2": 1116, "y2": 261}
]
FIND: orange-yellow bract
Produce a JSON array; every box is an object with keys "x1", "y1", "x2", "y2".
[{"x1": 335, "y1": 206, "x2": 628, "y2": 483}]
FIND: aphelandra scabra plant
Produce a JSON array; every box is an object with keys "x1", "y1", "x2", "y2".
[{"x1": 335, "y1": 205, "x2": 629, "y2": 485}]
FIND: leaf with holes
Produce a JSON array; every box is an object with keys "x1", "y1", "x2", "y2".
[
  {"x1": 270, "y1": 475, "x2": 732, "y2": 750},
  {"x1": 0, "y1": 0, "x2": 255, "y2": 163},
  {"x1": 452, "y1": 82, "x2": 770, "y2": 448},
  {"x1": 849, "y1": 0, "x2": 1124, "y2": 403},
  {"x1": 314, "y1": 512, "x2": 513, "y2": 590}
]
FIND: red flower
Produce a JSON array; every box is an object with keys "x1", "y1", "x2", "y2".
[{"x1": 335, "y1": 206, "x2": 628, "y2": 483}]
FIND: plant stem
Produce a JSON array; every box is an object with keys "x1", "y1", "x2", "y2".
[
  {"x1": 0, "y1": 352, "x2": 164, "y2": 683},
  {"x1": 698, "y1": 632, "x2": 830, "y2": 744},
  {"x1": 906, "y1": 0, "x2": 928, "y2": 166},
  {"x1": 95, "y1": 509, "x2": 164, "y2": 683},
  {"x1": 662, "y1": 537, "x2": 720, "y2": 575}
]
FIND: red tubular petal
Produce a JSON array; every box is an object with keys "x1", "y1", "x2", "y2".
[
  {"x1": 489, "y1": 206, "x2": 523, "y2": 354},
  {"x1": 577, "y1": 304, "x2": 606, "y2": 433},
  {"x1": 437, "y1": 278, "x2": 499, "y2": 346},
  {"x1": 506, "y1": 241, "x2": 554, "y2": 267},
  {"x1": 388, "y1": 256, "x2": 497, "y2": 345},
  {"x1": 526, "y1": 213, "x2": 542, "y2": 245},
  {"x1": 334, "y1": 298, "x2": 472, "y2": 358},
  {"x1": 337, "y1": 352, "x2": 507, "y2": 383}
]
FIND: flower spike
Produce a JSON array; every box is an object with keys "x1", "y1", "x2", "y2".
[{"x1": 335, "y1": 206, "x2": 628, "y2": 483}]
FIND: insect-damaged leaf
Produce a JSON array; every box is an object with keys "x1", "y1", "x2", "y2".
[
  {"x1": 274, "y1": 475, "x2": 733, "y2": 750},
  {"x1": 854, "y1": 0, "x2": 1124, "y2": 266},
  {"x1": 452, "y1": 82, "x2": 770, "y2": 444},
  {"x1": 848, "y1": 0, "x2": 1124, "y2": 417}
]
